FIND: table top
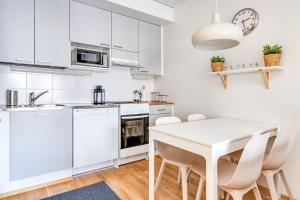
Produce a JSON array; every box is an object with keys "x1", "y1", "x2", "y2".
[{"x1": 149, "y1": 118, "x2": 279, "y2": 146}]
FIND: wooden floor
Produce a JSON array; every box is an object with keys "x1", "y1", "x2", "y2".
[{"x1": 4, "y1": 157, "x2": 288, "y2": 200}]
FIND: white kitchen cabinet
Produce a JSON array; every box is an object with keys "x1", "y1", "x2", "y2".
[
  {"x1": 35, "y1": 0, "x2": 70, "y2": 67},
  {"x1": 0, "y1": 112, "x2": 9, "y2": 193},
  {"x1": 139, "y1": 21, "x2": 162, "y2": 75},
  {"x1": 149, "y1": 105, "x2": 173, "y2": 126},
  {"x1": 71, "y1": 1, "x2": 111, "y2": 47},
  {"x1": 73, "y1": 107, "x2": 119, "y2": 174},
  {"x1": 9, "y1": 109, "x2": 73, "y2": 181},
  {"x1": 0, "y1": 0, "x2": 34, "y2": 65},
  {"x1": 112, "y1": 13, "x2": 138, "y2": 53}
]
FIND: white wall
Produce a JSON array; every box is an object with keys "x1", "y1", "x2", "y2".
[
  {"x1": 155, "y1": 0, "x2": 300, "y2": 197},
  {"x1": 0, "y1": 64, "x2": 153, "y2": 105}
]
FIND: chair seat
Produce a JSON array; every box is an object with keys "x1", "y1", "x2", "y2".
[
  {"x1": 217, "y1": 159, "x2": 238, "y2": 187},
  {"x1": 190, "y1": 156, "x2": 206, "y2": 178},
  {"x1": 162, "y1": 145, "x2": 197, "y2": 166}
]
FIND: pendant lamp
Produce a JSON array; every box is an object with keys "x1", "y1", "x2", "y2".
[{"x1": 191, "y1": 0, "x2": 243, "y2": 50}]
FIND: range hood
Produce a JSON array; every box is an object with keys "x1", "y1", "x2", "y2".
[
  {"x1": 111, "y1": 58, "x2": 138, "y2": 67},
  {"x1": 111, "y1": 49, "x2": 139, "y2": 67}
]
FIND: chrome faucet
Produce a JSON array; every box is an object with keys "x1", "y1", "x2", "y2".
[{"x1": 29, "y1": 90, "x2": 49, "y2": 106}]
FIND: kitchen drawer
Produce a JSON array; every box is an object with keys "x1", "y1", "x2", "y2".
[{"x1": 149, "y1": 105, "x2": 173, "y2": 115}]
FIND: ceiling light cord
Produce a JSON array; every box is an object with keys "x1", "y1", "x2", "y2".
[{"x1": 215, "y1": 0, "x2": 218, "y2": 13}]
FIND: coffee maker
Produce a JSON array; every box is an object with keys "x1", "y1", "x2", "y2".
[{"x1": 93, "y1": 85, "x2": 106, "y2": 105}]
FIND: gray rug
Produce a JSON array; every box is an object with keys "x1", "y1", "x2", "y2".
[{"x1": 43, "y1": 182, "x2": 121, "y2": 200}]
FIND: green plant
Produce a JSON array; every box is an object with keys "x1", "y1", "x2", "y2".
[
  {"x1": 210, "y1": 56, "x2": 225, "y2": 63},
  {"x1": 263, "y1": 44, "x2": 283, "y2": 55}
]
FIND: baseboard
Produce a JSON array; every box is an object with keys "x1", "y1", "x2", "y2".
[{"x1": 0, "y1": 177, "x2": 72, "y2": 199}]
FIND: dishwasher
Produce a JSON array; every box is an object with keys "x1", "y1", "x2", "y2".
[{"x1": 9, "y1": 108, "x2": 72, "y2": 181}]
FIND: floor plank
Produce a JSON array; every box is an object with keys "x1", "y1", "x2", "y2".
[{"x1": 5, "y1": 157, "x2": 288, "y2": 200}]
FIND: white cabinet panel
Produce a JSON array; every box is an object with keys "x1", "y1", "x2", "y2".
[
  {"x1": 0, "y1": 0, "x2": 34, "y2": 65},
  {"x1": 73, "y1": 108, "x2": 119, "y2": 171},
  {"x1": 35, "y1": 0, "x2": 70, "y2": 67},
  {"x1": 112, "y1": 13, "x2": 138, "y2": 52},
  {"x1": 71, "y1": 1, "x2": 111, "y2": 47},
  {"x1": 139, "y1": 21, "x2": 162, "y2": 75},
  {"x1": 9, "y1": 109, "x2": 72, "y2": 181},
  {"x1": 0, "y1": 112, "x2": 9, "y2": 192}
]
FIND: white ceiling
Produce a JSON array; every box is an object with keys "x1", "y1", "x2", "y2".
[{"x1": 154, "y1": 0, "x2": 186, "y2": 8}]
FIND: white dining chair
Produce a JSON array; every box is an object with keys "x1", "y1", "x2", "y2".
[
  {"x1": 187, "y1": 114, "x2": 207, "y2": 122},
  {"x1": 154, "y1": 116, "x2": 196, "y2": 199},
  {"x1": 228, "y1": 132, "x2": 294, "y2": 200},
  {"x1": 154, "y1": 117, "x2": 190, "y2": 195},
  {"x1": 261, "y1": 132, "x2": 294, "y2": 200},
  {"x1": 190, "y1": 133, "x2": 270, "y2": 200}
]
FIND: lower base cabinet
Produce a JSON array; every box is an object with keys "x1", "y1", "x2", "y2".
[
  {"x1": 9, "y1": 109, "x2": 73, "y2": 181},
  {"x1": 73, "y1": 107, "x2": 119, "y2": 174}
]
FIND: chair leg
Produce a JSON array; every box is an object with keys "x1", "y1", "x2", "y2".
[
  {"x1": 275, "y1": 172, "x2": 281, "y2": 198},
  {"x1": 279, "y1": 170, "x2": 294, "y2": 199},
  {"x1": 195, "y1": 177, "x2": 204, "y2": 200},
  {"x1": 180, "y1": 166, "x2": 188, "y2": 200},
  {"x1": 253, "y1": 184, "x2": 263, "y2": 200},
  {"x1": 230, "y1": 192, "x2": 243, "y2": 200},
  {"x1": 154, "y1": 160, "x2": 166, "y2": 192},
  {"x1": 225, "y1": 192, "x2": 231, "y2": 200},
  {"x1": 263, "y1": 171, "x2": 278, "y2": 200},
  {"x1": 177, "y1": 168, "x2": 181, "y2": 184}
]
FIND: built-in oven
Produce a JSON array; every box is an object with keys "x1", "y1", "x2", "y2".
[
  {"x1": 121, "y1": 114, "x2": 149, "y2": 150},
  {"x1": 71, "y1": 42, "x2": 110, "y2": 69}
]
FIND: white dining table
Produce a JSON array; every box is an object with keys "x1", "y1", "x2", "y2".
[{"x1": 148, "y1": 118, "x2": 280, "y2": 200}]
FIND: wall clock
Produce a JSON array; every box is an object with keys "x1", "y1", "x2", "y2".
[{"x1": 232, "y1": 8, "x2": 259, "y2": 36}]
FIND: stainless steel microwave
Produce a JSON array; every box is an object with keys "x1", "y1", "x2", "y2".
[{"x1": 71, "y1": 42, "x2": 110, "y2": 69}]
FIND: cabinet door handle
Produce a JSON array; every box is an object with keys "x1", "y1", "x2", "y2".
[
  {"x1": 0, "y1": 118, "x2": 2, "y2": 122},
  {"x1": 158, "y1": 109, "x2": 166, "y2": 111},
  {"x1": 113, "y1": 45, "x2": 123, "y2": 49},
  {"x1": 140, "y1": 70, "x2": 149, "y2": 73},
  {"x1": 100, "y1": 43, "x2": 110, "y2": 47},
  {"x1": 16, "y1": 58, "x2": 31, "y2": 63},
  {"x1": 37, "y1": 60, "x2": 51, "y2": 65},
  {"x1": 36, "y1": 113, "x2": 51, "y2": 116}
]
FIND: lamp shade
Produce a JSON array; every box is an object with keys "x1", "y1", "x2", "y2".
[{"x1": 192, "y1": 13, "x2": 243, "y2": 50}]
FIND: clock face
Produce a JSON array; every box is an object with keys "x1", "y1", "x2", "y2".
[{"x1": 232, "y1": 8, "x2": 259, "y2": 36}]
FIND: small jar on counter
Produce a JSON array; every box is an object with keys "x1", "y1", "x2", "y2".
[
  {"x1": 151, "y1": 92, "x2": 160, "y2": 102},
  {"x1": 158, "y1": 94, "x2": 168, "y2": 103}
]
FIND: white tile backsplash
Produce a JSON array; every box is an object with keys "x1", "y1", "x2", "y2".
[
  {"x1": 27, "y1": 73, "x2": 52, "y2": 89},
  {"x1": 0, "y1": 65, "x2": 154, "y2": 105},
  {"x1": 0, "y1": 72, "x2": 26, "y2": 89}
]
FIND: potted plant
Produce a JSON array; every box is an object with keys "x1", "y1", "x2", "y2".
[
  {"x1": 263, "y1": 44, "x2": 283, "y2": 67},
  {"x1": 210, "y1": 56, "x2": 225, "y2": 72}
]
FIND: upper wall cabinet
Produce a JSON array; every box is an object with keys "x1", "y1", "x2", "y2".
[
  {"x1": 71, "y1": 1, "x2": 111, "y2": 47},
  {"x1": 0, "y1": 0, "x2": 35, "y2": 65},
  {"x1": 139, "y1": 21, "x2": 162, "y2": 75},
  {"x1": 35, "y1": 0, "x2": 70, "y2": 67},
  {"x1": 112, "y1": 13, "x2": 138, "y2": 53}
]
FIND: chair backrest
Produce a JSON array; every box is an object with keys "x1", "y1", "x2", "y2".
[
  {"x1": 155, "y1": 116, "x2": 181, "y2": 126},
  {"x1": 187, "y1": 114, "x2": 207, "y2": 122},
  {"x1": 223, "y1": 133, "x2": 270, "y2": 189},
  {"x1": 263, "y1": 131, "x2": 291, "y2": 170},
  {"x1": 155, "y1": 117, "x2": 182, "y2": 159}
]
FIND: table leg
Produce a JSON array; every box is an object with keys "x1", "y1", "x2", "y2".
[
  {"x1": 149, "y1": 136, "x2": 155, "y2": 200},
  {"x1": 206, "y1": 152, "x2": 218, "y2": 200}
]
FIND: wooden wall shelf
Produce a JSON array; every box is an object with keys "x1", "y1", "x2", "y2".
[{"x1": 208, "y1": 66, "x2": 284, "y2": 89}]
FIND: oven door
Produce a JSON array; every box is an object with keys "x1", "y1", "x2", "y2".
[{"x1": 119, "y1": 114, "x2": 149, "y2": 158}]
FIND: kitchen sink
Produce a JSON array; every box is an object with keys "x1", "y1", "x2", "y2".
[{"x1": 35, "y1": 104, "x2": 66, "y2": 108}]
